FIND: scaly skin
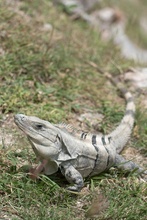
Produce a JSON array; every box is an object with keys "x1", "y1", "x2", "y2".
[{"x1": 14, "y1": 75, "x2": 146, "y2": 191}]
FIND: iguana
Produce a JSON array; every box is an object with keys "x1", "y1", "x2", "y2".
[{"x1": 14, "y1": 73, "x2": 146, "y2": 192}]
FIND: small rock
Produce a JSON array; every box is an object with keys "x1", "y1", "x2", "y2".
[
  {"x1": 41, "y1": 23, "x2": 53, "y2": 32},
  {"x1": 78, "y1": 112, "x2": 104, "y2": 125}
]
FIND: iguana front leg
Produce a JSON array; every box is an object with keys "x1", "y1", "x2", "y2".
[
  {"x1": 114, "y1": 154, "x2": 147, "y2": 174},
  {"x1": 29, "y1": 159, "x2": 48, "y2": 180},
  {"x1": 60, "y1": 164, "x2": 84, "y2": 192}
]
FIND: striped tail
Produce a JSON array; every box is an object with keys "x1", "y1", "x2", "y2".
[{"x1": 106, "y1": 73, "x2": 135, "y2": 153}]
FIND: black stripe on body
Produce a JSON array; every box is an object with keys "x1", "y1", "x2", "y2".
[
  {"x1": 104, "y1": 147, "x2": 110, "y2": 167},
  {"x1": 108, "y1": 136, "x2": 112, "y2": 143},
  {"x1": 81, "y1": 132, "x2": 88, "y2": 139},
  {"x1": 101, "y1": 136, "x2": 106, "y2": 145},
  {"x1": 102, "y1": 136, "x2": 112, "y2": 144},
  {"x1": 84, "y1": 133, "x2": 87, "y2": 139},
  {"x1": 81, "y1": 132, "x2": 85, "y2": 139},
  {"x1": 125, "y1": 110, "x2": 135, "y2": 117},
  {"x1": 92, "y1": 135, "x2": 96, "y2": 146},
  {"x1": 127, "y1": 97, "x2": 133, "y2": 102},
  {"x1": 86, "y1": 135, "x2": 99, "y2": 178},
  {"x1": 92, "y1": 135, "x2": 99, "y2": 153}
]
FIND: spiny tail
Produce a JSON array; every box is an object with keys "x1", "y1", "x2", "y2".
[{"x1": 106, "y1": 73, "x2": 135, "y2": 153}]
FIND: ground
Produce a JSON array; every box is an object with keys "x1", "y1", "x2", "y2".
[{"x1": 0, "y1": 0, "x2": 147, "y2": 219}]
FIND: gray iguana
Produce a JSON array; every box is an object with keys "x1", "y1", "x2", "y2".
[{"x1": 14, "y1": 74, "x2": 146, "y2": 192}]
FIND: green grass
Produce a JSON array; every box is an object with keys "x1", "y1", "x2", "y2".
[
  {"x1": 134, "y1": 109, "x2": 147, "y2": 155},
  {"x1": 0, "y1": 0, "x2": 147, "y2": 219}
]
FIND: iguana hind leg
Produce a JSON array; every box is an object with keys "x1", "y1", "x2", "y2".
[
  {"x1": 114, "y1": 154, "x2": 147, "y2": 174},
  {"x1": 60, "y1": 164, "x2": 84, "y2": 192}
]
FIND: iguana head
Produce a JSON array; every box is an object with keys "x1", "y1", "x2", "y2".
[{"x1": 14, "y1": 114, "x2": 61, "y2": 157}]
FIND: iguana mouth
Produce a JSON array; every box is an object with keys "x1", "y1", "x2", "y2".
[
  {"x1": 14, "y1": 114, "x2": 29, "y2": 130},
  {"x1": 14, "y1": 113, "x2": 28, "y2": 122}
]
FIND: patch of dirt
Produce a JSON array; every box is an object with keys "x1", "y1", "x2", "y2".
[
  {"x1": 0, "y1": 114, "x2": 17, "y2": 148},
  {"x1": 122, "y1": 147, "x2": 147, "y2": 168},
  {"x1": 0, "y1": 211, "x2": 22, "y2": 220},
  {"x1": 75, "y1": 111, "x2": 104, "y2": 132}
]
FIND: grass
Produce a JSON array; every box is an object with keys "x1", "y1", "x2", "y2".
[{"x1": 0, "y1": 0, "x2": 147, "y2": 219}]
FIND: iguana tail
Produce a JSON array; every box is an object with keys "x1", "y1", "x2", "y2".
[
  {"x1": 85, "y1": 63, "x2": 135, "y2": 153},
  {"x1": 106, "y1": 73, "x2": 135, "y2": 153}
]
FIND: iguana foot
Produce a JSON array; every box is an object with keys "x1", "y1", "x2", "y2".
[
  {"x1": 67, "y1": 180, "x2": 84, "y2": 192},
  {"x1": 29, "y1": 159, "x2": 48, "y2": 180},
  {"x1": 60, "y1": 164, "x2": 84, "y2": 192}
]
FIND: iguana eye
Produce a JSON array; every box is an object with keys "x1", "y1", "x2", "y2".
[{"x1": 35, "y1": 124, "x2": 43, "y2": 130}]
